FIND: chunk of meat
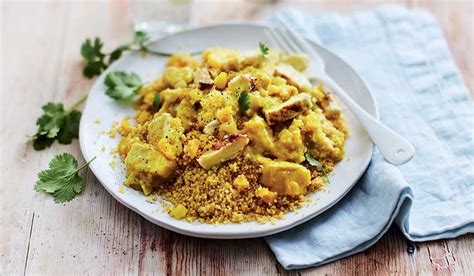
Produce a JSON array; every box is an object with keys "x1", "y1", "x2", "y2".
[
  {"x1": 197, "y1": 134, "x2": 249, "y2": 169},
  {"x1": 264, "y1": 93, "x2": 313, "y2": 125},
  {"x1": 228, "y1": 74, "x2": 257, "y2": 94},
  {"x1": 195, "y1": 68, "x2": 214, "y2": 90},
  {"x1": 275, "y1": 64, "x2": 311, "y2": 92},
  {"x1": 125, "y1": 142, "x2": 177, "y2": 178},
  {"x1": 260, "y1": 159, "x2": 311, "y2": 196}
]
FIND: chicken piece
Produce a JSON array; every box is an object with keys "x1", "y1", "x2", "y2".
[
  {"x1": 242, "y1": 115, "x2": 275, "y2": 155},
  {"x1": 195, "y1": 68, "x2": 214, "y2": 90},
  {"x1": 163, "y1": 66, "x2": 194, "y2": 88},
  {"x1": 203, "y1": 48, "x2": 241, "y2": 71},
  {"x1": 275, "y1": 64, "x2": 311, "y2": 92},
  {"x1": 264, "y1": 93, "x2": 313, "y2": 125},
  {"x1": 273, "y1": 119, "x2": 305, "y2": 163},
  {"x1": 125, "y1": 142, "x2": 177, "y2": 178},
  {"x1": 320, "y1": 93, "x2": 341, "y2": 119},
  {"x1": 239, "y1": 50, "x2": 265, "y2": 68},
  {"x1": 147, "y1": 113, "x2": 184, "y2": 159},
  {"x1": 227, "y1": 74, "x2": 257, "y2": 94},
  {"x1": 260, "y1": 158, "x2": 311, "y2": 196},
  {"x1": 303, "y1": 109, "x2": 346, "y2": 161},
  {"x1": 197, "y1": 134, "x2": 249, "y2": 169}
]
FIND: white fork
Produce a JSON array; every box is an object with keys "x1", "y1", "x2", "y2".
[{"x1": 266, "y1": 18, "x2": 415, "y2": 165}]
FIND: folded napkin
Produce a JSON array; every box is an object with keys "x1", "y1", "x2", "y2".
[{"x1": 265, "y1": 6, "x2": 474, "y2": 270}]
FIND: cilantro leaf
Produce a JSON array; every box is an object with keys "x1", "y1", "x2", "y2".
[
  {"x1": 259, "y1": 42, "x2": 269, "y2": 57},
  {"x1": 81, "y1": 38, "x2": 108, "y2": 78},
  {"x1": 153, "y1": 92, "x2": 161, "y2": 113},
  {"x1": 133, "y1": 31, "x2": 150, "y2": 48},
  {"x1": 32, "y1": 96, "x2": 86, "y2": 150},
  {"x1": 57, "y1": 110, "x2": 81, "y2": 144},
  {"x1": 80, "y1": 31, "x2": 175, "y2": 78},
  {"x1": 104, "y1": 71, "x2": 142, "y2": 102},
  {"x1": 238, "y1": 91, "x2": 250, "y2": 115},
  {"x1": 305, "y1": 152, "x2": 329, "y2": 182},
  {"x1": 35, "y1": 153, "x2": 96, "y2": 203},
  {"x1": 108, "y1": 44, "x2": 130, "y2": 65}
]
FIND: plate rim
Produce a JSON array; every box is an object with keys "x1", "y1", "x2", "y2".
[{"x1": 79, "y1": 23, "x2": 378, "y2": 239}]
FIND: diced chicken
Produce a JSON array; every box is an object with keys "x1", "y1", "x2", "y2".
[
  {"x1": 321, "y1": 93, "x2": 341, "y2": 119},
  {"x1": 275, "y1": 64, "x2": 311, "y2": 92},
  {"x1": 227, "y1": 74, "x2": 257, "y2": 94},
  {"x1": 125, "y1": 142, "x2": 177, "y2": 178},
  {"x1": 195, "y1": 68, "x2": 214, "y2": 90},
  {"x1": 203, "y1": 119, "x2": 219, "y2": 135},
  {"x1": 197, "y1": 134, "x2": 249, "y2": 169},
  {"x1": 164, "y1": 66, "x2": 194, "y2": 88},
  {"x1": 260, "y1": 159, "x2": 311, "y2": 196},
  {"x1": 239, "y1": 50, "x2": 265, "y2": 67},
  {"x1": 242, "y1": 115, "x2": 274, "y2": 154},
  {"x1": 147, "y1": 113, "x2": 184, "y2": 159},
  {"x1": 264, "y1": 93, "x2": 313, "y2": 125}
]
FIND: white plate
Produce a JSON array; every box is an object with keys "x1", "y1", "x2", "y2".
[{"x1": 79, "y1": 23, "x2": 377, "y2": 239}]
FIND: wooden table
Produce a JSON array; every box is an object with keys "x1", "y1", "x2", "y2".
[{"x1": 1, "y1": 1, "x2": 473, "y2": 274}]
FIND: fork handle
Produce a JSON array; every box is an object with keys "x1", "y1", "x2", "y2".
[{"x1": 320, "y1": 76, "x2": 415, "y2": 165}]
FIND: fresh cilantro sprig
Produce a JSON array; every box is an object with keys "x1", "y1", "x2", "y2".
[
  {"x1": 32, "y1": 95, "x2": 87, "y2": 151},
  {"x1": 305, "y1": 152, "x2": 329, "y2": 182},
  {"x1": 35, "y1": 153, "x2": 96, "y2": 203},
  {"x1": 81, "y1": 31, "x2": 172, "y2": 78},
  {"x1": 259, "y1": 42, "x2": 269, "y2": 57},
  {"x1": 238, "y1": 91, "x2": 250, "y2": 115},
  {"x1": 104, "y1": 71, "x2": 142, "y2": 103}
]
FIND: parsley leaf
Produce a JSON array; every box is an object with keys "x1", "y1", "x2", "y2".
[
  {"x1": 104, "y1": 71, "x2": 142, "y2": 102},
  {"x1": 32, "y1": 96, "x2": 86, "y2": 151},
  {"x1": 35, "y1": 153, "x2": 96, "y2": 203},
  {"x1": 259, "y1": 42, "x2": 269, "y2": 57},
  {"x1": 153, "y1": 92, "x2": 161, "y2": 113},
  {"x1": 238, "y1": 91, "x2": 250, "y2": 115},
  {"x1": 305, "y1": 152, "x2": 329, "y2": 182}
]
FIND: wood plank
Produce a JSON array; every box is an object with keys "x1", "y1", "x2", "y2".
[
  {"x1": 1, "y1": 0, "x2": 472, "y2": 275},
  {"x1": 0, "y1": 2, "x2": 70, "y2": 274}
]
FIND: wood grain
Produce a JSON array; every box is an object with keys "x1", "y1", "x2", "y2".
[{"x1": 1, "y1": 1, "x2": 472, "y2": 275}]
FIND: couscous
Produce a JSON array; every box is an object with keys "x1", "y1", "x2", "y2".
[{"x1": 116, "y1": 47, "x2": 348, "y2": 224}]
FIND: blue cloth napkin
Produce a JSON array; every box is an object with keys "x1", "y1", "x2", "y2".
[{"x1": 265, "y1": 6, "x2": 474, "y2": 270}]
